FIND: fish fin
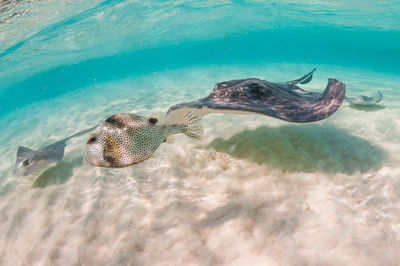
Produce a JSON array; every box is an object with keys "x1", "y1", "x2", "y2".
[
  {"x1": 287, "y1": 68, "x2": 316, "y2": 85},
  {"x1": 150, "y1": 111, "x2": 166, "y2": 125},
  {"x1": 179, "y1": 110, "x2": 203, "y2": 139},
  {"x1": 16, "y1": 146, "x2": 36, "y2": 158},
  {"x1": 36, "y1": 142, "x2": 66, "y2": 162},
  {"x1": 165, "y1": 135, "x2": 175, "y2": 144},
  {"x1": 14, "y1": 146, "x2": 37, "y2": 176}
]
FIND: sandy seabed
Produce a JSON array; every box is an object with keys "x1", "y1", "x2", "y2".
[{"x1": 0, "y1": 63, "x2": 400, "y2": 265}]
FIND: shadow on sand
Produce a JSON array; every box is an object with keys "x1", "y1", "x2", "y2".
[
  {"x1": 207, "y1": 124, "x2": 386, "y2": 174},
  {"x1": 33, "y1": 156, "x2": 83, "y2": 188},
  {"x1": 348, "y1": 104, "x2": 385, "y2": 112}
]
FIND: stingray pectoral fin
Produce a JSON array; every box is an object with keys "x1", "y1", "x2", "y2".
[
  {"x1": 14, "y1": 146, "x2": 35, "y2": 167},
  {"x1": 287, "y1": 68, "x2": 316, "y2": 85},
  {"x1": 36, "y1": 142, "x2": 66, "y2": 162},
  {"x1": 13, "y1": 146, "x2": 37, "y2": 176},
  {"x1": 16, "y1": 146, "x2": 36, "y2": 158},
  {"x1": 35, "y1": 126, "x2": 97, "y2": 162},
  {"x1": 308, "y1": 78, "x2": 346, "y2": 120},
  {"x1": 345, "y1": 90, "x2": 383, "y2": 105},
  {"x1": 268, "y1": 78, "x2": 346, "y2": 123}
]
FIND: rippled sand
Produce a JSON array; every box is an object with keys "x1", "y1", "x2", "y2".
[{"x1": 0, "y1": 64, "x2": 399, "y2": 265}]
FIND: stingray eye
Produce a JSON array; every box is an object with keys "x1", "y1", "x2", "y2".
[
  {"x1": 23, "y1": 159, "x2": 30, "y2": 166},
  {"x1": 88, "y1": 136, "x2": 97, "y2": 144}
]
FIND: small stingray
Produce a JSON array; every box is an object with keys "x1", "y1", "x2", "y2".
[
  {"x1": 166, "y1": 69, "x2": 347, "y2": 123},
  {"x1": 13, "y1": 126, "x2": 97, "y2": 176},
  {"x1": 345, "y1": 90, "x2": 383, "y2": 106}
]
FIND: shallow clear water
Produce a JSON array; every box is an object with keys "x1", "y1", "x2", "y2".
[{"x1": 1, "y1": 1, "x2": 400, "y2": 265}]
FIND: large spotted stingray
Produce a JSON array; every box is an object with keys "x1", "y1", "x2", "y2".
[
  {"x1": 166, "y1": 69, "x2": 347, "y2": 124},
  {"x1": 166, "y1": 69, "x2": 383, "y2": 124}
]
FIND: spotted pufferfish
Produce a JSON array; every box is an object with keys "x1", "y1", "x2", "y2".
[{"x1": 85, "y1": 110, "x2": 203, "y2": 167}]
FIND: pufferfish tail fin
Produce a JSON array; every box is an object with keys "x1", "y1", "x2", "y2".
[
  {"x1": 179, "y1": 110, "x2": 203, "y2": 139},
  {"x1": 165, "y1": 135, "x2": 175, "y2": 144}
]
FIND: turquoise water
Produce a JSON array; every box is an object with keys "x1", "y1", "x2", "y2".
[{"x1": 1, "y1": 1, "x2": 400, "y2": 265}]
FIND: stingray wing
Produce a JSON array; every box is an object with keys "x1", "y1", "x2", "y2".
[
  {"x1": 167, "y1": 78, "x2": 346, "y2": 124},
  {"x1": 286, "y1": 68, "x2": 316, "y2": 86},
  {"x1": 35, "y1": 142, "x2": 66, "y2": 162},
  {"x1": 13, "y1": 146, "x2": 36, "y2": 175},
  {"x1": 33, "y1": 125, "x2": 98, "y2": 162}
]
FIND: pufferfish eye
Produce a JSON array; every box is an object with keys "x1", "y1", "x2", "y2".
[
  {"x1": 149, "y1": 117, "x2": 158, "y2": 124},
  {"x1": 88, "y1": 136, "x2": 97, "y2": 144},
  {"x1": 23, "y1": 159, "x2": 30, "y2": 166}
]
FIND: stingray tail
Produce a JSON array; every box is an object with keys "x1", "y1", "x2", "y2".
[
  {"x1": 60, "y1": 125, "x2": 98, "y2": 143},
  {"x1": 179, "y1": 110, "x2": 203, "y2": 139}
]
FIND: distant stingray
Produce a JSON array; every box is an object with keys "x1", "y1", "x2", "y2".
[
  {"x1": 345, "y1": 90, "x2": 383, "y2": 106},
  {"x1": 166, "y1": 69, "x2": 347, "y2": 123},
  {"x1": 13, "y1": 126, "x2": 97, "y2": 176}
]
